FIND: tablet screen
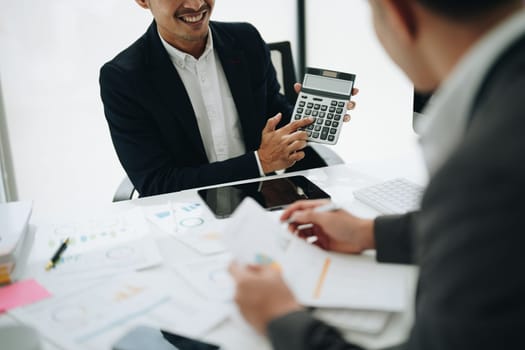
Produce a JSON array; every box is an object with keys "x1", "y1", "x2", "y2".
[{"x1": 197, "y1": 175, "x2": 330, "y2": 218}]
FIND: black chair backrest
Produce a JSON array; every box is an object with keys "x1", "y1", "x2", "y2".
[{"x1": 267, "y1": 41, "x2": 298, "y2": 106}]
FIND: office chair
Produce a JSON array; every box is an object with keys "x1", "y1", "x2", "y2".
[
  {"x1": 413, "y1": 91, "x2": 432, "y2": 134},
  {"x1": 113, "y1": 176, "x2": 136, "y2": 202},
  {"x1": 267, "y1": 41, "x2": 344, "y2": 167},
  {"x1": 112, "y1": 41, "x2": 344, "y2": 202}
]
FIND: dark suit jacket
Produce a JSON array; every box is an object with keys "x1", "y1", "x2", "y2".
[
  {"x1": 267, "y1": 34, "x2": 525, "y2": 350},
  {"x1": 100, "y1": 21, "x2": 325, "y2": 197}
]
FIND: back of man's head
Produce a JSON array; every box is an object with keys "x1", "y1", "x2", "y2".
[{"x1": 417, "y1": 0, "x2": 522, "y2": 20}]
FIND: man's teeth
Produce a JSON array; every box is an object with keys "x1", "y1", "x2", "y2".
[{"x1": 180, "y1": 12, "x2": 205, "y2": 23}]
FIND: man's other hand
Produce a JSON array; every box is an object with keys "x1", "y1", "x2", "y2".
[
  {"x1": 229, "y1": 262, "x2": 303, "y2": 334},
  {"x1": 258, "y1": 113, "x2": 313, "y2": 173}
]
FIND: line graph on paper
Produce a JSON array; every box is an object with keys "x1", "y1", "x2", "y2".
[{"x1": 35, "y1": 208, "x2": 151, "y2": 258}]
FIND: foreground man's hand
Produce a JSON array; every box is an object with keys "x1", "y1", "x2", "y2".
[
  {"x1": 229, "y1": 262, "x2": 303, "y2": 334},
  {"x1": 280, "y1": 199, "x2": 375, "y2": 254}
]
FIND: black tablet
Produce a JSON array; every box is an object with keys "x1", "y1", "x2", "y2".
[
  {"x1": 113, "y1": 325, "x2": 220, "y2": 350},
  {"x1": 197, "y1": 175, "x2": 330, "y2": 218}
]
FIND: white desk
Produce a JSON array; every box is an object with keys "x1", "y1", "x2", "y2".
[{"x1": 2, "y1": 164, "x2": 420, "y2": 350}]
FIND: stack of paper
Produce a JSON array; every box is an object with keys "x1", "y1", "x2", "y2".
[
  {"x1": 0, "y1": 201, "x2": 32, "y2": 284},
  {"x1": 224, "y1": 198, "x2": 415, "y2": 313}
]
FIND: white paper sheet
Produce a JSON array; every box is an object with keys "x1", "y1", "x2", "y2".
[
  {"x1": 313, "y1": 308, "x2": 391, "y2": 334},
  {"x1": 10, "y1": 273, "x2": 229, "y2": 350},
  {"x1": 30, "y1": 207, "x2": 151, "y2": 261},
  {"x1": 175, "y1": 253, "x2": 234, "y2": 302},
  {"x1": 144, "y1": 202, "x2": 226, "y2": 255},
  {"x1": 223, "y1": 198, "x2": 413, "y2": 312},
  {"x1": 28, "y1": 237, "x2": 162, "y2": 287},
  {"x1": 223, "y1": 198, "x2": 289, "y2": 266}
]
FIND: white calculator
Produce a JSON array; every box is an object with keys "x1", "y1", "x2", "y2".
[{"x1": 292, "y1": 68, "x2": 356, "y2": 145}]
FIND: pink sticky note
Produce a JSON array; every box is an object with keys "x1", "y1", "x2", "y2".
[{"x1": 0, "y1": 279, "x2": 51, "y2": 313}]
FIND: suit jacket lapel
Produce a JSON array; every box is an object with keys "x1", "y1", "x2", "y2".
[
  {"x1": 211, "y1": 23, "x2": 259, "y2": 151},
  {"x1": 144, "y1": 22, "x2": 207, "y2": 158}
]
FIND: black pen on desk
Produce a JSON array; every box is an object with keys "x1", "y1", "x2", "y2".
[{"x1": 45, "y1": 237, "x2": 70, "y2": 271}]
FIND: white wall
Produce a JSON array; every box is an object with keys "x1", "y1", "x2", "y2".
[
  {"x1": 305, "y1": 0, "x2": 420, "y2": 174},
  {"x1": 0, "y1": 0, "x2": 423, "y2": 222},
  {"x1": 0, "y1": 0, "x2": 298, "y2": 221}
]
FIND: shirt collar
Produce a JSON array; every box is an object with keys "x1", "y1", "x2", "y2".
[
  {"x1": 419, "y1": 8, "x2": 525, "y2": 176},
  {"x1": 158, "y1": 28, "x2": 214, "y2": 69}
]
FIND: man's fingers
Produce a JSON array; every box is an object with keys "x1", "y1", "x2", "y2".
[
  {"x1": 280, "y1": 199, "x2": 331, "y2": 222},
  {"x1": 343, "y1": 114, "x2": 351, "y2": 122},
  {"x1": 229, "y1": 261, "x2": 264, "y2": 282},
  {"x1": 351, "y1": 87, "x2": 359, "y2": 96},
  {"x1": 294, "y1": 82, "x2": 302, "y2": 94},
  {"x1": 263, "y1": 113, "x2": 282, "y2": 133},
  {"x1": 289, "y1": 150, "x2": 306, "y2": 163},
  {"x1": 286, "y1": 139, "x2": 308, "y2": 154},
  {"x1": 283, "y1": 117, "x2": 313, "y2": 133},
  {"x1": 347, "y1": 100, "x2": 356, "y2": 110},
  {"x1": 229, "y1": 261, "x2": 242, "y2": 281}
]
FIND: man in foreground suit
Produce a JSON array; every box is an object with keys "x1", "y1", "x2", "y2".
[
  {"x1": 230, "y1": 0, "x2": 525, "y2": 349},
  {"x1": 99, "y1": 0, "x2": 356, "y2": 197}
]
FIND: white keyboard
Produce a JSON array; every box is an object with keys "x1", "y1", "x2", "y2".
[{"x1": 353, "y1": 178, "x2": 424, "y2": 215}]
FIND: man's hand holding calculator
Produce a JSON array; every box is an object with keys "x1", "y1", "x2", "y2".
[
  {"x1": 257, "y1": 70, "x2": 357, "y2": 173},
  {"x1": 292, "y1": 68, "x2": 357, "y2": 145},
  {"x1": 294, "y1": 82, "x2": 359, "y2": 123}
]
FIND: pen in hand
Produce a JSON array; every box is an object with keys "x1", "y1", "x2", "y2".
[
  {"x1": 45, "y1": 237, "x2": 70, "y2": 271},
  {"x1": 286, "y1": 202, "x2": 342, "y2": 224},
  {"x1": 286, "y1": 202, "x2": 342, "y2": 244}
]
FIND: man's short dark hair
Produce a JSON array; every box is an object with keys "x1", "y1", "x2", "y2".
[{"x1": 417, "y1": 0, "x2": 521, "y2": 19}]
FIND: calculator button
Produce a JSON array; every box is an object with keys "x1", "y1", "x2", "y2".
[
  {"x1": 312, "y1": 111, "x2": 319, "y2": 117},
  {"x1": 299, "y1": 101, "x2": 306, "y2": 107},
  {"x1": 325, "y1": 120, "x2": 332, "y2": 126},
  {"x1": 305, "y1": 110, "x2": 312, "y2": 116},
  {"x1": 333, "y1": 121, "x2": 340, "y2": 127},
  {"x1": 307, "y1": 131, "x2": 312, "y2": 137},
  {"x1": 314, "y1": 104, "x2": 320, "y2": 110},
  {"x1": 321, "y1": 127, "x2": 329, "y2": 140},
  {"x1": 330, "y1": 128, "x2": 337, "y2": 134},
  {"x1": 307, "y1": 124, "x2": 314, "y2": 130},
  {"x1": 331, "y1": 101, "x2": 338, "y2": 106},
  {"x1": 336, "y1": 108, "x2": 343, "y2": 114},
  {"x1": 321, "y1": 105, "x2": 328, "y2": 111},
  {"x1": 297, "y1": 108, "x2": 304, "y2": 113},
  {"x1": 319, "y1": 112, "x2": 326, "y2": 118},
  {"x1": 294, "y1": 114, "x2": 302, "y2": 120},
  {"x1": 328, "y1": 135, "x2": 335, "y2": 142},
  {"x1": 316, "y1": 118, "x2": 323, "y2": 125},
  {"x1": 307, "y1": 103, "x2": 314, "y2": 108},
  {"x1": 334, "y1": 115, "x2": 341, "y2": 121},
  {"x1": 338, "y1": 101, "x2": 345, "y2": 107},
  {"x1": 313, "y1": 132, "x2": 320, "y2": 138},
  {"x1": 313, "y1": 97, "x2": 322, "y2": 102},
  {"x1": 329, "y1": 107, "x2": 336, "y2": 113},
  {"x1": 301, "y1": 95, "x2": 307, "y2": 99},
  {"x1": 327, "y1": 113, "x2": 334, "y2": 120},
  {"x1": 314, "y1": 125, "x2": 322, "y2": 131}
]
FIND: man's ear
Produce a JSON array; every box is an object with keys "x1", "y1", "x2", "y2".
[
  {"x1": 135, "y1": 0, "x2": 150, "y2": 9},
  {"x1": 382, "y1": 0, "x2": 419, "y2": 45}
]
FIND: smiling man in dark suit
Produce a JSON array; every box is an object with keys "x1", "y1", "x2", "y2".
[
  {"x1": 230, "y1": 0, "x2": 525, "y2": 349},
  {"x1": 99, "y1": 0, "x2": 356, "y2": 197}
]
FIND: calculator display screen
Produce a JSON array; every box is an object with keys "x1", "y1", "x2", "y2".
[{"x1": 303, "y1": 74, "x2": 353, "y2": 95}]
